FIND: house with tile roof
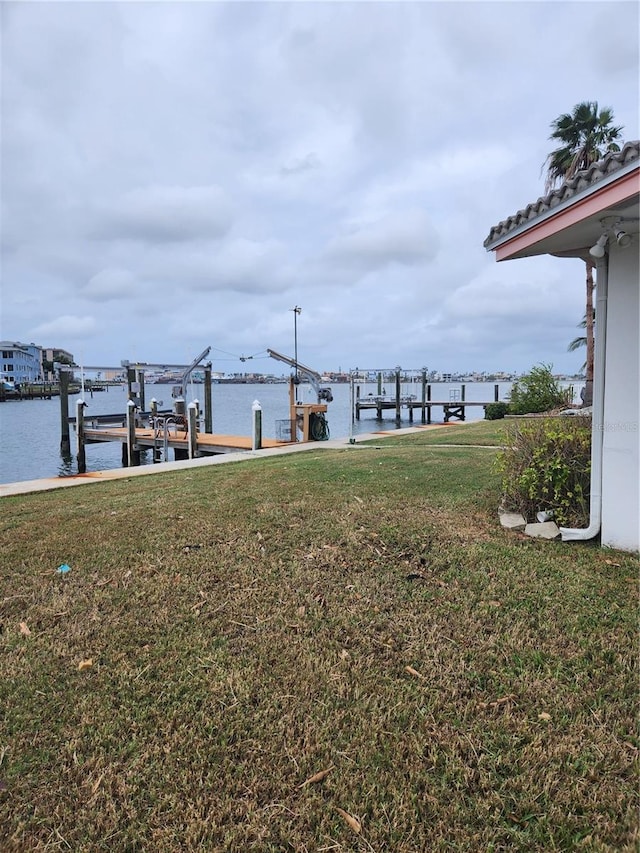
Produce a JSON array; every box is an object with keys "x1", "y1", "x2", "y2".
[{"x1": 484, "y1": 141, "x2": 639, "y2": 553}]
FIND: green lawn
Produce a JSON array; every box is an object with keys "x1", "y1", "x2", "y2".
[{"x1": 1, "y1": 423, "x2": 638, "y2": 851}]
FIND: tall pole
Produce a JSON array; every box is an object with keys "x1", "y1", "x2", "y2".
[{"x1": 291, "y1": 305, "x2": 301, "y2": 403}]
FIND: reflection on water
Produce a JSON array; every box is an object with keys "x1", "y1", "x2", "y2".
[{"x1": 58, "y1": 446, "x2": 75, "y2": 478}]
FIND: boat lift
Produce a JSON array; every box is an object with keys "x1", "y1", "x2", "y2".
[{"x1": 267, "y1": 348, "x2": 332, "y2": 442}]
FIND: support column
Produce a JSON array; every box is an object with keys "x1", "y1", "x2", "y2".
[
  {"x1": 252, "y1": 400, "x2": 262, "y2": 451},
  {"x1": 204, "y1": 364, "x2": 213, "y2": 433},
  {"x1": 136, "y1": 370, "x2": 145, "y2": 413},
  {"x1": 126, "y1": 400, "x2": 139, "y2": 467},
  {"x1": 187, "y1": 402, "x2": 198, "y2": 459},
  {"x1": 59, "y1": 368, "x2": 71, "y2": 452},
  {"x1": 395, "y1": 370, "x2": 401, "y2": 423},
  {"x1": 76, "y1": 399, "x2": 86, "y2": 474}
]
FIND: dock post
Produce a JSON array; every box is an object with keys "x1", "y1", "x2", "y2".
[
  {"x1": 461, "y1": 384, "x2": 466, "y2": 421},
  {"x1": 252, "y1": 400, "x2": 262, "y2": 451},
  {"x1": 395, "y1": 370, "x2": 401, "y2": 423},
  {"x1": 355, "y1": 385, "x2": 361, "y2": 420},
  {"x1": 136, "y1": 370, "x2": 145, "y2": 412},
  {"x1": 204, "y1": 363, "x2": 213, "y2": 433},
  {"x1": 421, "y1": 369, "x2": 427, "y2": 423},
  {"x1": 427, "y1": 383, "x2": 432, "y2": 424},
  {"x1": 126, "y1": 400, "x2": 139, "y2": 467},
  {"x1": 127, "y1": 367, "x2": 136, "y2": 402},
  {"x1": 187, "y1": 402, "x2": 198, "y2": 459},
  {"x1": 377, "y1": 372, "x2": 382, "y2": 395},
  {"x1": 59, "y1": 368, "x2": 71, "y2": 452},
  {"x1": 150, "y1": 398, "x2": 158, "y2": 419},
  {"x1": 76, "y1": 399, "x2": 86, "y2": 473},
  {"x1": 494, "y1": 384, "x2": 499, "y2": 402}
]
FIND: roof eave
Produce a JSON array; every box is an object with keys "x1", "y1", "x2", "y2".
[{"x1": 485, "y1": 162, "x2": 640, "y2": 261}]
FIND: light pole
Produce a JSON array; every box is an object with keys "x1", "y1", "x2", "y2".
[{"x1": 291, "y1": 305, "x2": 301, "y2": 401}]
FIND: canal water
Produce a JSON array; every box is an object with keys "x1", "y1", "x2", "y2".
[{"x1": 0, "y1": 380, "x2": 568, "y2": 485}]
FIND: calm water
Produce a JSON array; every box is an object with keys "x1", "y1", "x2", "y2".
[{"x1": 0, "y1": 380, "x2": 565, "y2": 484}]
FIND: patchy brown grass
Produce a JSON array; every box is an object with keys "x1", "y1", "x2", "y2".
[{"x1": 1, "y1": 425, "x2": 638, "y2": 851}]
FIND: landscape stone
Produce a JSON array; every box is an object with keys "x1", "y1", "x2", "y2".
[
  {"x1": 524, "y1": 521, "x2": 561, "y2": 540},
  {"x1": 499, "y1": 512, "x2": 527, "y2": 531}
]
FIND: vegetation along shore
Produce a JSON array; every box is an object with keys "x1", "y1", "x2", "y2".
[{"x1": 1, "y1": 421, "x2": 637, "y2": 851}]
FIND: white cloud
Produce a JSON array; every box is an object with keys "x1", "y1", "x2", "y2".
[
  {"x1": 30, "y1": 315, "x2": 98, "y2": 340},
  {"x1": 83, "y1": 268, "x2": 138, "y2": 302},
  {"x1": 325, "y1": 210, "x2": 439, "y2": 273},
  {"x1": 90, "y1": 186, "x2": 233, "y2": 243}
]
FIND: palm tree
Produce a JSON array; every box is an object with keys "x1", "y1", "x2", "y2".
[
  {"x1": 543, "y1": 102, "x2": 624, "y2": 394},
  {"x1": 567, "y1": 310, "x2": 595, "y2": 372}
]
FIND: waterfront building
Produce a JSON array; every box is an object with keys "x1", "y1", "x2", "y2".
[{"x1": 1, "y1": 341, "x2": 43, "y2": 384}]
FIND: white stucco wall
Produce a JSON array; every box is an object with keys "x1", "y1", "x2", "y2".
[{"x1": 600, "y1": 244, "x2": 640, "y2": 552}]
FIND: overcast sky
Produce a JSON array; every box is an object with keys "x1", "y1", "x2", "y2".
[{"x1": 2, "y1": 0, "x2": 638, "y2": 376}]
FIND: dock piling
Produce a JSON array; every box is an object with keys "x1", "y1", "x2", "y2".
[
  {"x1": 252, "y1": 400, "x2": 263, "y2": 451},
  {"x1": 187, "y1": 403, "x2": 198, "y2": 459},
  {"x1": 59, "y1": 369, "x2": 71, "y2": 452},
  {"x1": 125, "y1": 400, "x2": 140, "y2": 467},
  {"x1": 395, "y1": 370, "x2": 401, "y2": 423},
  {"x1": 204, "y1": 364, "x2": 213, "y2": 433},
  {"x1": 76, "y1": 399, "x2": 86, "y2": 473}
]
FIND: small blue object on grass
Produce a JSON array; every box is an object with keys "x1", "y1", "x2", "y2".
[{"x1": 57, "y1": 563, "x2": 71, "y2": 574}]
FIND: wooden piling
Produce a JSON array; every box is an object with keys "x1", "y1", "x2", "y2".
[
  {"x1": 136, "y1": 370, "x2": 145, "y2": 412},
  {"x1": 59, "y1": 369, "x2": 71, "y2": 451},
  {"x1": 355, "y1": 385, "x2": 361, "y2": 420},
  {"x1": 494, "y1": 384, "x2": 499, "y2": 402},
  {"x1": 421, "y1": 369, "x2": 427, "y2": 423},
  {"x1": 395, "y1": 370, "x2": 401, "y2": 422},
  {"x1": 126, "y1": 367, "x2": 136, "y2": 402},
  {"x1": 187, "y1": 403, "x2": 198, "y2": 459},
  {"x1": 76, "y1": 399, "x2": 86, "y2": 473},
  {"x1": 252, "y1": 400, "x2": 263, "y2": 451},
  {"x1": 126, "y1": 400, "x2": 139, "y2": 467},
  {"x1": 204, "y1": 364, "x2": 213, "y2": 433},
  {"x1": 427, "y1": 383, "x2": 432, "y2": 424}
]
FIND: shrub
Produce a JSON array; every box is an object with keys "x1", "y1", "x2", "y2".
[
  {"x1": 484, "y1": 402, "x2": 509, "y2": 420},
  {"x1": 497, "y1": 417, "x2": 591, "y2": 527},
  {"x1": 508, "y1": 363, "x2": 572, "y2": 415}
]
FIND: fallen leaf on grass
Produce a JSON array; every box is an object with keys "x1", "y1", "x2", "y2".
[
  {"x1": 538, "y1": 712, "x2": 552, "y2": 722},
  {"x1": 405, "y1": 666, "x2": 423, "y2": 679},
  {"x1": 479, "y1": 694, "x2": 517, "y2": 710},
  {"x1": 298, "y1": 767, "x2": 333, "y2": 788},
  {"x1": 78, "y1": 659, "x2": 93, "y2": 671},
  {"x1": 604, "y1": 559, "x2": 621, "y2": 567},
  {"x1": 335, "y1": 807, "x2": 361, "y2": 834},
  {"x1": 19, "y1": 622, "x2": 31, "y2": 637}
]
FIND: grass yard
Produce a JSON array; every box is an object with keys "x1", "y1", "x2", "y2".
[{"x1": 1, "y1": 422, "x2": 638, "y2": 851}]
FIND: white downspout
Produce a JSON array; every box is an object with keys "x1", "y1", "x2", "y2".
[{"x1": 561, "y1": 254, "x2": 608, "y2": 541}]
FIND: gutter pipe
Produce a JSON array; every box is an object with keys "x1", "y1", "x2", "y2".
[{"x1": 560, "y1": 254, "x2": 608, "y2": 541}]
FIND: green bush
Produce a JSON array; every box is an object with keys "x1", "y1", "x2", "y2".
[
  {"x1": 508, "y1": 363, "x2": 572, "y2": 415},
  {"x1": 484, "y1": 402, "x2": 509, "y2": 420},
  {"x1": 497, "y1": 416, "x2": 591, "y2": 527}
]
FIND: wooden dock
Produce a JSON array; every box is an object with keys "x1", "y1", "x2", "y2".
[
  {"x1": 355, "y1": 397, "x2": 495, "y2": 423},
  {"x1": 83, "y1": 425, "x2": 289, "y2": 456}
]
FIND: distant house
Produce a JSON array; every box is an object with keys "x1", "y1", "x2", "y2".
[
  {"x1": 484, "y1": 142, "x2": 639, "y2": 552},
  {"x1": 0, "y1": 341, "x2": 43, "y2": 385}
]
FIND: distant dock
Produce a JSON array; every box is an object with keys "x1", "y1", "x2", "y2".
[{"x1": 352, "y1": 371, "x2": 503, "y2": 423}]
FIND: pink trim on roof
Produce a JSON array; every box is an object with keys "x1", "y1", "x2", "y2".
[{"x1": 495, "y1": 169, "x2": 640, "y2": 262}]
